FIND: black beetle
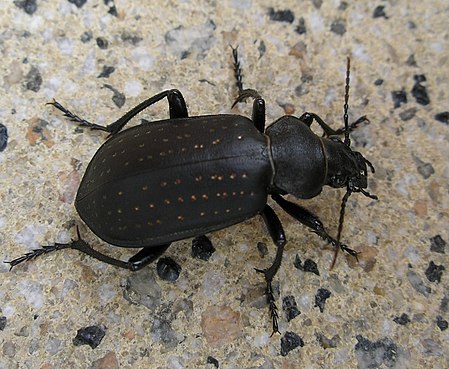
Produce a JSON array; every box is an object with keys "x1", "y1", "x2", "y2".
[{"x1": 7, "y1": 49, "x2": 376, "y2": 333}]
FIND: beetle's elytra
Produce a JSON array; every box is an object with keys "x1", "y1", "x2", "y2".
[
  {"x1": 77, "y1": 114, "x2": 271, "y2": 248},
  {"x1": 7, "y1": 48, "x2": 377, "y2": 334}
]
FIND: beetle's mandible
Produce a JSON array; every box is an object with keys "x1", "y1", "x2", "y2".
[{"x1": 7, "y1": 48, "x2": 377, "y2": 334}]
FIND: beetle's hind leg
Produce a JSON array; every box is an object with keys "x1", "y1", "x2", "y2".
[
  {"x1": 257, "y1": 204, "x2": 287, "y2": 335},
  {"x1": 49, "y1": 89, "x2": 188, "y2": 136},
  {"x1": 230, "y1": 46, "x2": 266, "y2": 133},
  {"x1": 5, "y1": 227, "x2": 170, "y2": 271}
]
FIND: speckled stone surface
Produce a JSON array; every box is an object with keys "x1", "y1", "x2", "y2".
[{"x1": 1, "y1": 1, "x2": 448, "y2": 368}]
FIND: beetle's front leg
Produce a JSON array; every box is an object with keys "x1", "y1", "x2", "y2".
[
  {"x1": 257, "y1": 204, "x2": 287, "y2": 335},
  {"x1": 330, "y1": 115, "x2": 369, "y2": 135},
  {"x1": 271, "y1": 194, "x2": 359, "y2": 258},
  {"x1": 299, "y1": 112, "x2": 369, "y2": 137},
  {"x1": 49, "y1": 89, "x2": 188, "y2": 136}
]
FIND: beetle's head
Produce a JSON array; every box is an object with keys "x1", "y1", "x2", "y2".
[
  {"x1": 324, "y1": 136, "x2": 374, "y2": 196},
  {"x1": 324, "y1": 133, "x2": 377, "y2": 269},
  {"x1": 319, "y1": 57, "x2": 378, "y2": 269}
]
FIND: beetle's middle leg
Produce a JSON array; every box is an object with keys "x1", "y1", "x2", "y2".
[
  {"x1": 271, "y1": 194, "x2": 359, "y2": 258},
  {"x1": 257, "y1": 204, "x2": 287, "y2": 335},
  {"x1": 49, "y1": 89, "x2": 188, "y2": 136}
]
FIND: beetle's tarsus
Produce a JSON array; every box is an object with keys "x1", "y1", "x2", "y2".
[
  {"x1": 340, "y1": 245, "x2": 360, "y2": 258},
  {"x1": 311, "y1": 230, "x2": 358, "y2": 258},
  {"x1": 231, "y1": 45, "x2": 244, "y2": 95},
  {"x1": 5, "y1": 226, "x2": 89, "y2": 270},
  {"x1": 5, "y1": 242, "x2": 73, "y2": 270},
  {"x1": 301, "y1": 112, "x2": 369, "y2": 138},
  {"x1": 266, "y1": 282, "x2": 280, "y2": 336},
  {"x1": 256, "y1": 205, "x2": 287, "y2": 333},
  {"x1": 48, "y1": 100, "x2": 109, "y2": 132},
  {"x1": 8, "y1": 228, "x2": 142, "y2": 271},
  {"x1": 230, "y1": 46, "x2": 264, "y2": 108},
  {"x1": 333, "y1": 115, "x2": 370, "y2": 135},
  {"x1": 254, "y1": 272, "x2": 281, "y2": 335},
  {"x1": 254, "y1": 270, "x2": 280, "y2": 335}
]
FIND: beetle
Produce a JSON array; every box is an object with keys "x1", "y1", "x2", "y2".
[{"x1": 7, "y1": 48, "x2": 376, "y2": 334}]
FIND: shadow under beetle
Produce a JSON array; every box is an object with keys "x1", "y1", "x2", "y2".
[{"x1": 7, "y1": 48, "x2": 377, "y2": 334}]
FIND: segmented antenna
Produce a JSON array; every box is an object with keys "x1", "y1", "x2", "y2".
[
  {"x1": 343, "y1": 57, "x2": 351, "y2": 146},
  {"x1": 331, "y1": 189, "x2": 352, "y2": 269},
  {"x1": 332, "y1": 57, "x2": 353, "y2": 269}
]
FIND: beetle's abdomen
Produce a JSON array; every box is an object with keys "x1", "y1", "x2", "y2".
[{"x1": 75, "y1": 115, "x2": 271, "y2": 247}]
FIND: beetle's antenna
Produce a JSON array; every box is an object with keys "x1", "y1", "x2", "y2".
[
  {"x1": 343, "y1": 57, "x2": 351, "y2": 147},
  {"x1": 330, "y1": 188, "x2": 352, "y2": 269},
  {"x1": 330, "y1": 57, "x2": 353, "y2": 269}
]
